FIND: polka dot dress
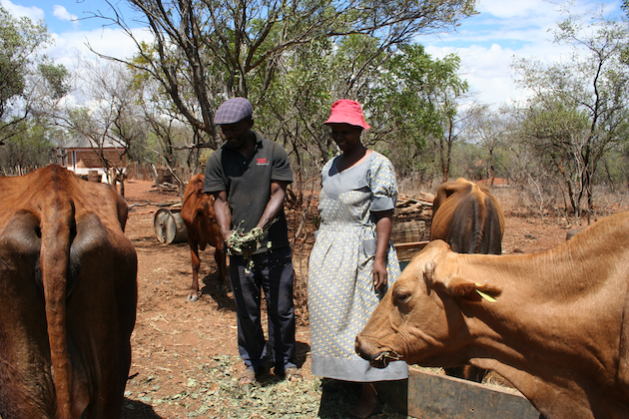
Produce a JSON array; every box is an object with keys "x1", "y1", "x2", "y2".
[{"x1": 308, "y1": 151, "x2": 408, "y2": 382}]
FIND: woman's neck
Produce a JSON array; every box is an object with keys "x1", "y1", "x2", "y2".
[{"x1": 337, "y1": 144, "x2": 370, "y2": 172}]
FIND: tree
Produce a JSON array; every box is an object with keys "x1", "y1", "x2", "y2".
[
  {"x1": 513, "y1": 8, "x2": 629, "y2": 223},
  {"x1": 0, "y1": 121, "x2": 55, "y2": 174},
  {"x1": 90, "y1": 0, "x2": 476, "y2": 150},
  {"x1": 243, "y1": 34, "x2": 470, "y2": 193},
  {"x1": 373, "y1": 44, "x2": 468, "y2": 181},
  {"x1": 0, "y1": 5, "x2": 68, "y2": 145},
  {"x1": 462, "y1": 103, "x2": 512, "y2": 183},
  {"x1": 129, "y1": 59, "x2": 204, "y2": 175},
  {"x1": 57, "y1": 59, "x2": 142, "y2": 195}
]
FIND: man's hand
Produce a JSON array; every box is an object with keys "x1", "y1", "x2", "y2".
[
  {"x1": 223, "y1": 230, "x2": 235, "y2": 246},
  {"x1": 227, "y1": 227, "x2": 264, "y2": 258}
]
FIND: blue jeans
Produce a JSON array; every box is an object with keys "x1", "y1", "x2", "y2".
[{"x1": 229, "y1": 247, "x2": 296, "y2": 373}]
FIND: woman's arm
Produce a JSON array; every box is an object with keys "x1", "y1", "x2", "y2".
[{"x1": 372, "y1": 209, "x2": 393, "y2": 290}]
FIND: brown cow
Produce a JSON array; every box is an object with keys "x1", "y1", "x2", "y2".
[
  {"x1": 181, "y1": 174, "x2": 226, "y2": 302},
  {"x1": 356, "y1": 211, "x2": 629, "y2": 419},
  {"x1": 431, "y1": 177, "x2": 505, "y2": 255},
  {"x1": 0, "y1": 164, "x2": 137, "y2": 419},
  {"x1": 431, "y1": 177, "x2": 504, "y2": 381}
]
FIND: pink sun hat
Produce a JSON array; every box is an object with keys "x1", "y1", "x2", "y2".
[{"x1": 324, "y1": 99, "x2": 371, "y2": 130}]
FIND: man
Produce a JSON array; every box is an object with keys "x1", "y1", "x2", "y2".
[{"x1": 203, "y1": 97, "x2": 299, "y2": 385}]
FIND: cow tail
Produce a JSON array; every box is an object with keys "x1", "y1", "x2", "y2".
[
  {"x1": 472, "y1": 197, "x2": 486, "y2": 254},
  {"x1": 485, "y1": 197, "x2": 504, "y2": 255},
  {"x1": 40, "y1": 198, "x2": 75, "y2": 419}
]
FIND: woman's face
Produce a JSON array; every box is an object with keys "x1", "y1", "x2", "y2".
[{"x1": 328, "y1": 123, "x2": 363, "y2": 153}]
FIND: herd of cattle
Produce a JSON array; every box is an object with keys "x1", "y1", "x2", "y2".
[{"x1": 1, "y1": 165, "x2": 628, "y2": 419}]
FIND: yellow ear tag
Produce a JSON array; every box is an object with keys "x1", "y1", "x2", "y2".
[{"x1": 476, "y1": 289, "x2": 497, "y2": 302}]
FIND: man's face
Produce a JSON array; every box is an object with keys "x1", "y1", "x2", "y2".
[{"x1": 219, "y1": 118, "x2": 253, "y2": 149}]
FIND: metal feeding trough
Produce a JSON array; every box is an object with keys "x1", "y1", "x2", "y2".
[{"x1": 153, "y1": 208, "x2": 188, "y2": 244}]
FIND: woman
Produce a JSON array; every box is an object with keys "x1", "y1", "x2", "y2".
[{"x1": 308, "y1": 99, "x2": 407, "y2": 419}]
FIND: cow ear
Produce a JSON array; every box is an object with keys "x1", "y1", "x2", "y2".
[
  {"x1": 444, "y1": 182, "x2": 459, "y2": 198},
  {"x1": 447, "y1": 276, "x2": 501, "y2": 302},
  {"x1": 423, "y1": 262, "x2": 435, "y2": 295}
]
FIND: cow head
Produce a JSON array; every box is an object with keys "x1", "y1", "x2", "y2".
[{"x1": 355, "y1": 240, "x2": 502, "y2": 368}]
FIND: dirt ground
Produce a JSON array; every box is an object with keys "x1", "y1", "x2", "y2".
[
  {"x1": 122, "y1": 180, "x2": 320, "y2": 419},
  {"x1": 119, "y1": 179, "x2": 618, "y2": 419}
]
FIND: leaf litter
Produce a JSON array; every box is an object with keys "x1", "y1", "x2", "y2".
[{"x1": 123, "y1": 353, "x2": 412, "y2": 418}]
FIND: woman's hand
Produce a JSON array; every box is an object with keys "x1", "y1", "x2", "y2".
[
  {"x1": 372, "y1": 209, "x2": 393, "y2": 291},
  {"x1": 373, "y1": 256, "x2": 388, "y2": 290}
]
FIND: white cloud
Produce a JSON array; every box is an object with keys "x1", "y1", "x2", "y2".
[
  {"x1": 418, "y1": 0, "x2": 620, "y2": 107},
  {"x1": 476, "y1": 0, "x2": 561, "y2": 19},
  {"x1": 48, "y1": 27, "x2": 153, "y2": 70},
  {"x1": 52, "y1": 5, "x2": 78, "y2": 27},
  {"x1": 0, "y1": 0, "x2": 44, "y2": 22},
  {"x1": 424, "y1": 44, "x2": 520, "y2": 106},
  {"x1": 475, "y1": 0, "x2": 600, "y2": 21}
]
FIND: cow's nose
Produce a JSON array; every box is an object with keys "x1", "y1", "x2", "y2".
[
  {"x1": 356, "y1": 335, "x2": 397, "y2": 368},
  {"x1": 354, "y1": 334, "x2": 376, "y2": 361}
]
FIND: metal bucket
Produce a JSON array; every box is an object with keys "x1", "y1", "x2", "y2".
[{"x1": 153, "y1": 208, "x2": 188, "y2": 244}]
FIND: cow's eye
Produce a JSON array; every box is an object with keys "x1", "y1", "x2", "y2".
[{"x1": 394, "y1": 288, "x2": 412, "y2": 305}]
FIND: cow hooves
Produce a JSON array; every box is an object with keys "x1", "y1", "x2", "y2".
[{"x1": 187, "y1": 294, "x2": 199, "y2": 302}]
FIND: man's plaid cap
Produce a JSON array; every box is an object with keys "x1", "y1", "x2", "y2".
[{"x1": 214, "y1": 97, "x2": 253, "y2": 125}]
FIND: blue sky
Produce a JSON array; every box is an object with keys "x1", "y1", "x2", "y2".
[
  {"x1": 2, "y1": 0, "x2": 139, "y2": 33},
  {"x1": 1, "y1": 0, "x2": 625, "y2": 107},
  {"x1": 416, "y1": 0, "x2": 624, "y2": 105},
  {"x1": 0, "y1": 0, "x2": 150, "y2": 71}
]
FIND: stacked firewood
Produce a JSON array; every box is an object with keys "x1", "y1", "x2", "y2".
[
  {"x1": 392, "y1": 193, "x2": 434, "y2": 261},
  {"x1": 394, "y1": 192, "x2": 434, "y2": 222}
]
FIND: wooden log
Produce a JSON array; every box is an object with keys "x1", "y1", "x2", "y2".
[
  {"x1": 394, "y1": 241, "x2": 430, "y2": 251},
  {"x1": 394, "y1": 241, "x2": 429, "y2": 267}
]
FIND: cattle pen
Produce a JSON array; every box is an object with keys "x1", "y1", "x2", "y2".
[{"x1": 118, "y1": 180, "x2": 572, "y2": 419}]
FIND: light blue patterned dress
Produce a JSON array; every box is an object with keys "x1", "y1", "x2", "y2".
[{"x1": 308, "y1": 151, "x2": 408, "y2": 382}]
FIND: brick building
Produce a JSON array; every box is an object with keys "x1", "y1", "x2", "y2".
[{"x1": 62, "y1": 134, "x2": 127, "y2": 183}]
